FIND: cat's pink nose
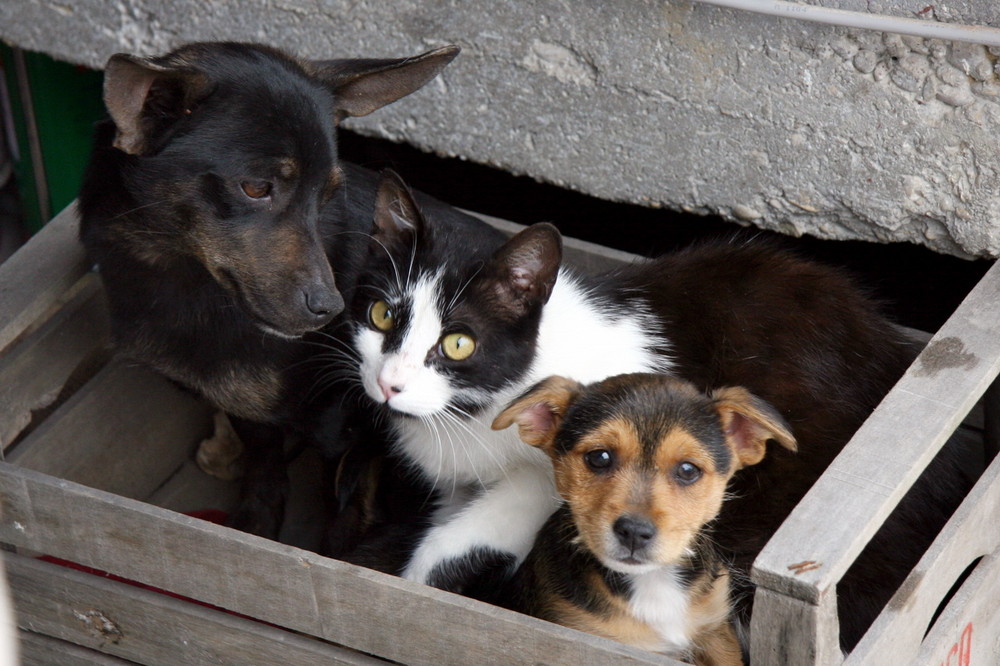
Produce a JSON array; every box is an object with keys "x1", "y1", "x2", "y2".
[{"x1": 378, "y1": 378, "x2": 402, "y2": 402}]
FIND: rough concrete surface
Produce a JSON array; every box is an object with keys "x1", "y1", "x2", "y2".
[{"x1": 2, "y1": 0, "x2": 1000, "y2": 257}]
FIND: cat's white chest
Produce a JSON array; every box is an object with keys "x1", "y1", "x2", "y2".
[
  {"x1": 627, "y1": 567, "x2": 693, "y2": 655},
  {"x1": 393, "y1": 404, "x2": 545, "y2": 485}
]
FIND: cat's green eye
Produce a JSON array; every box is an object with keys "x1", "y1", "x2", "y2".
[
  {"x1": 369, "y1": 300, "x2": 394, "y2": 332},
  {"x1": 441, "y1": 333, "x2": 476, "y2": 361}
]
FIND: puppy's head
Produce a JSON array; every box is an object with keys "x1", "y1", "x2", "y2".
[
  {"x1": 95, "y1": 42, "x2": 458, "y2": 338},
  {"x1": 493, "y1": 373, "x2": 796, "y2": 574}
]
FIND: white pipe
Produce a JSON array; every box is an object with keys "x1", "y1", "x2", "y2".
[{"x1": 689, "y1": 0, "x2": 1000, "y2": 48}]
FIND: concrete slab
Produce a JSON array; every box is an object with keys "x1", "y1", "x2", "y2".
[{"x1": 2, "y1": 0, "x2": 1000, "y2": 257}]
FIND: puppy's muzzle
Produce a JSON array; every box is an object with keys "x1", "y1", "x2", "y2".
[{"x1": 613, "y1": 514, "x2": 656, "y2": 556}]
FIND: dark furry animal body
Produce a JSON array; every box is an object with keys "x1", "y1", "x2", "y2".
[
  {"x1": 608, "y1": 241, "x2": 971, "y2": 649},
  {"x1": 77, "y1": 41, "x2": 501, "y2": 538},
  {"x1": 342, "y1": 176, "x2": 970, "y2": 650}
]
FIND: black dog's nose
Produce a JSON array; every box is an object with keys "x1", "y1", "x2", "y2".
[
  {"x1": 613, "y1": 515, "x2": 656, "y2": 552},
  {"x1": 303, "y1": 287, "x2": 343, "y2": 321}
]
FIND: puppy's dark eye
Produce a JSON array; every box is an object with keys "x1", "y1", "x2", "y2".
[
  {"x1": 240, "y1": 180, "x2": 273, "y2": 199},
  {"x1": 584, "y1": 449, "x2": 614, "y2": 472},
  {"x1": 674, "y1": 461, "x2": 702, "y2": 485}
]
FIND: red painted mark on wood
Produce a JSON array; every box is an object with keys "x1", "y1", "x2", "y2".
[{"x1": 940, "y1": 622, "x2": 973, "y2": 666}]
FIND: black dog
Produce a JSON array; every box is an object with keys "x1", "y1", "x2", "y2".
[{"x1": 78, "y1": 41, "x2": 500, "y2": 539}]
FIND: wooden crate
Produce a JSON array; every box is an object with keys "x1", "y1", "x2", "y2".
[{"x1": 0, "y1": 204, "x2": 997, "y2": 665}]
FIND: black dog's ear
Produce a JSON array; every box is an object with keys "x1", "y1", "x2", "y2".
[
  {"x1": 103, "y1": 53, "x2": 208, "y2": 155},
  {"x1": 309, "y1": 45, "x2": 460, "y2": 118},
  {"x1": 484, "y1": 223, "x2": 562, "y2": 317},
  {"x1": 372, "y1": 169, "x2": 424, "y2": 245}
]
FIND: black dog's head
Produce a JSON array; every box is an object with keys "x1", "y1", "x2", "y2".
[{"x1": 88, "y1": 41, "x2": 458, "y2": 338}]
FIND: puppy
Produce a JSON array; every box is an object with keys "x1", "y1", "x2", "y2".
[
  {"x1": 491, "y1": 373, "x2": 798, "y2": 665},
  {"x1": 77, "y1": 41, "x2": 499, "y2": 539}
]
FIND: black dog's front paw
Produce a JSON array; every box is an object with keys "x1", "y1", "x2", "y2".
[
  {"x1": 223, "y1": 418, "x2": 288, "y2": 539},
  {"x1": 426, "y1": 547, "x2": 518, "y2": 597}
]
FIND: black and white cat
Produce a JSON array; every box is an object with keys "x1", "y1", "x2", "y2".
[
  {"x1": 346, "y1": 171, "x2": 672, "y2": 590},
  {"x1": 344, "y1": 171, "x2": 967, "y2": 652}
]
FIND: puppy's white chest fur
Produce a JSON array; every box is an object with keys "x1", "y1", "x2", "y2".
[{"x1": 627, "y1": 567, "x2": 693, "y2": 655}]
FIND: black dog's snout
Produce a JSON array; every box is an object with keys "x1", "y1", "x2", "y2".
[
  {"x1": 613, "y1": 515, "x2": 656, "y2": 552},
  {"x1": 303, "y1": 287, "x2": 343, "y2": 321}
]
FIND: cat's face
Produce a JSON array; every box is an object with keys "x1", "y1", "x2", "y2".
[{"x1": 350, "y1": 172, "x2": 562, "y2": 419}]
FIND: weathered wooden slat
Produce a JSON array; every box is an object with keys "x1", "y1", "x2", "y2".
[
  {"x1": 916, "y1": 553, "x2": 1000, "y2": 666},
  {"x1": 0, "y1": 203, "x2": 89, "y2": 354},
  {"x1": 0, "y1": 275, "x2": 110, "y2": 450},
  {"x1": 20, "y1": 630, "x2": 137, "y2": 666},
  {"x1": 749, "y1": 585, "x2": 841, "y2": 666},
  {"x1": 753, "y1": 258, "x2": 1000, "y2": 605},
  {"x1": 0, "y1": 463, "x2": 674, "y2": 666},
  {"x1": 846, "y1": 453, "x2": 1000, "y2": 664},
  {"x1": 7, "y1": 359, "x2": 212, "y2": 502},
  {"x1": 146, "y1": 460, "x2": 239, "y2": 516},
  {"x1": 7, "y1": 553, "x2": 387, "y2": 666}
]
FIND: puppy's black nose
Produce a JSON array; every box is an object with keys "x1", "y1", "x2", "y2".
[{"x1": 613, "y1": 515, "x2": 656, "y2": 552}]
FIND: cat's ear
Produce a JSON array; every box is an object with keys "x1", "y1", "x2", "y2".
[
  {"x1": 491, "y1": 376, "x2": 581, "y2": 454},
  {"x1": 372, "y1": 169, "x2": 423, "y2": 245},
  {"x1": 487, "y1": 223, "x2": 562, "y2": 315}
]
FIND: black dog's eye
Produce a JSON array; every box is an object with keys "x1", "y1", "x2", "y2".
[
  {"x1": 584, "y1": 449, "x2": 614, "y2": 472},
  {"x1": 240, "y1": 180, "x2": 273, "y2": 199},
  {"x1": 674, "y1": 461, "x2": 702, "y2": 485}
]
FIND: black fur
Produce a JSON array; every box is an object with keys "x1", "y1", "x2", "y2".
[
  {"x1": 349, "y1": 174, "x2": 524, "y2": 416},
  {"x1": 427, "y1": 547, "x2": 519, "y2": 596},
  {"x1": 602, "y1": 241, "x2": 973, "y2": 649},
  {"x1": 77, "y1": 41, "x2": 491, "y2": 540},
  {"x1": 351, "y1": 195, "x2": 971, "y2": 649}
]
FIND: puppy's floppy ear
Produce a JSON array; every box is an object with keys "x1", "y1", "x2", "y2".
[
  {"x1": 484, "y1": 223, "x2": 562, "y2": 317},
  {"x1": 103, "y1": 53, "x2": 207, "y2": 155},
  {"x1": 711, "y1": 386, "x2": 797, "y2": 469},
  {"x1": 492, "y1": 376, "x2": 581, "y2": 452},
  {"x1": 309, "y1": 46, "x2": 460, "y2": 119},
  {"x1": 372, "y1": 169, "x2": 423, "y2": 245}
]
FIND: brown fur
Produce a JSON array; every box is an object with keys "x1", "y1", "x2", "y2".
[{"x1": 491, "y1": 373, "x2": 797, "y2": 663}]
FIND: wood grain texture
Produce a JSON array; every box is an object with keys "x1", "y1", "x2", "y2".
[
  {"x1": 916, "y1": 553, "x2": 1000, "y2": 666},
  {"x1": 0, "y1": 275, "x2": 110, "y2": 449},
  {"x1": 0, "y1": 203, "x2": 89, "y2": 353},
  {"x1": 20, "y1": 630, "x2": 136, "y2": 666},
  {"x1": 753, "y1": 259, "x2": 1000, "y2": 603},
  {"x1": 8, "y1": 553, "x2": 386, "y2": 666},
  {"x1": 0, "y1": 464, "x2": 675, "y2": 666},
  {"x1": 7, "y1": 359, "x2": 212, "y2": 501},
  {"x1": 846, "y1": 453, "x2": 1000, "y2": 664},
  {"x1": 748, "y1": 586, "x2": 841, "y2": 666}
]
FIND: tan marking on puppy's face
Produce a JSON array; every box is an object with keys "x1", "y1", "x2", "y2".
[{"x1": 555, "y1": 417, "x2": 732, "y2": 574}]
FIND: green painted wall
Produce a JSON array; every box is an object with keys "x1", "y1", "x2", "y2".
[{"x1": 2, "y1": 45, "x2": 104, "y2": 232}]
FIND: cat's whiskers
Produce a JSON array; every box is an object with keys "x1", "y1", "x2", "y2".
[
  {"x1": 366, "y1": 235, "x2": 404, "y2": 294},
  {"x1": 434, "y1": 410, "x2": 488, "y2": 489},
  {"x1": 420, "y1": 413, "x2": 457, "y2": 496},
  {"x1": 405, "y1": 231, "x2": 418, "y2": 291},
  {"x1": 434, "y1": 412, "x2": 473, "y2": 497},
  {"x1": 444, "y1": 262, "x2": 485, "y2": 316},
  {"x1": 438, "y1": 407, "x2": 512, "y2": 488}
]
